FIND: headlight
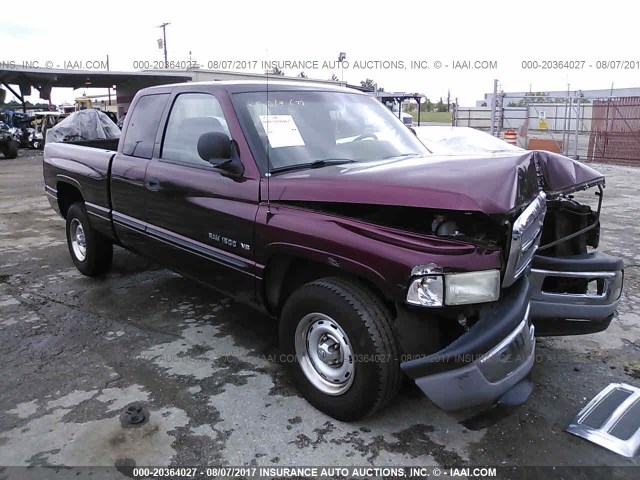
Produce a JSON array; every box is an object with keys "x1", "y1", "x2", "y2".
[
  {"x1": 445, "y1": 270, "x2": 500, "y2": 305},
  {"x1": 406, "y1": 269, "x2": 500, "y2": 307},
  {"x1": 406, "y1": 275, "x2": 444, "y2": 306}
]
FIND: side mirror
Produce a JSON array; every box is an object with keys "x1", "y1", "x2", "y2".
[
  {"x1": 197, "y1": 132, "x2": 244, "y2": 176},
  {"x1": 198, "y1": 131, "x2": 231, "y2": 163}
]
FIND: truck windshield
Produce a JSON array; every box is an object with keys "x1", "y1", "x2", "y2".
[{"x1": 233, "y1": 90, "x2": 429, "y2": 173}]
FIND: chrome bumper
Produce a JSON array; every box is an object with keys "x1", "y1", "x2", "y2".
[
  {"x1": 413, "y1": 313, "x2": 535, "y2": 411},
  {"x1": 530, "y1": 252, "x2": 624, "y2": 336},
  {"x1": 401, "y1": 278, "x2": 536, "y2": 412}
]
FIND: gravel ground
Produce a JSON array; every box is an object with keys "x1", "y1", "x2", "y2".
[{"x1": 0, "y1": 150, "x2": 638, "y2": 479}]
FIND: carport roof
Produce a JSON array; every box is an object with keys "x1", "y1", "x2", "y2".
[{"x1": 0, "y1": 66, "x2": 193, "y2": 90}]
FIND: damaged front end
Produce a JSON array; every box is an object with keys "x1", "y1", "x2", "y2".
[
  {"x1": 398, "y1": 150, "x2": 624, "y2": 411},
  {"x1": 526, "y1": 150, "x2": 624, "y2": 336},
  {"x1": 399, "y1": 190, "x2": 546, "y2": 412},
  {"x1": 401, "y1": 276, "x2": 535, "y2": 411},
  {"x1": 266, "y1": 147, "x2": 623, "y2": 412},
  {"x1": 530, "y1": 187, "x2": 624, "y2": 336}
]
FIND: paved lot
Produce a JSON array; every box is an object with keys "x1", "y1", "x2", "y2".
[{"x1": 0, "y1": 150, "x2": 639, "y2": 476}]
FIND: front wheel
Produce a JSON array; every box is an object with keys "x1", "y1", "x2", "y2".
[
  {"x1": 66, "y1": 202, "x2": 113, "y2": 276},
  {"x1": 280, "y1": 277, "x2": 401, "y2": 421}
]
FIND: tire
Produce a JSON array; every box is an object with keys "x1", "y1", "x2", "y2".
[
  {"x1": 65, "y1": 202, "x2": 113, "y2": 276},
  {"x1": 280, "y1": 277, "x2": 401, "y2": 421},
  {"x1": 3, "y1": 140, "x2": 18, "y2": 159}
]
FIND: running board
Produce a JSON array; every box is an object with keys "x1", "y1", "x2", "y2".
[{"x1": 567, "y1": 383, "x2": 640, "y2": 457}]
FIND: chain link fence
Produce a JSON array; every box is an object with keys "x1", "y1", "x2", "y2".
[{"x1": 453, "y1": 94, "x2": 640, "y2": 165}]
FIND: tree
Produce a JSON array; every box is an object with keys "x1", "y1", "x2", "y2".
[
  {"x1": 436, "y1": 97, "x2": 447, "y2": 112},
  {"x1": 1, "y1": 100, "x2": 50, "y2": 110},
  {"x1": 298, "y1": 71, "x2": 307, "y2": 78},
  {"x1": 1, "y1": 100, "x2": 21, "y2": 108},
  {"x1": 419, "y1": 99, "x2": 433, "y2": 112},
  {"x1": 360, "y1": 78, "x2": 377, "y2": 90},
  {"x1": 271, "y1": 67, "x2": 285, "y2": 76}
]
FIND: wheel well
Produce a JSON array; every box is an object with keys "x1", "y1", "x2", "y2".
[
  {"x1": 263, "y1": 256, "x2": 395, "y2": 317},
  {"x1": 57, "y1": 182, "x2": 83, "y2": 218}
]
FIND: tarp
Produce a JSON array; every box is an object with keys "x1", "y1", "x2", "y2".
[
  {"x1": 414, "y1": 126, "x2": 523, "y2": 154},
  {"x1": 46, "y1": 109, "x2": 120, "y2": 144}
]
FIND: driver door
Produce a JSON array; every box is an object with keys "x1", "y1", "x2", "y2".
[{"x1": 143, "y1": 92, "x2": 259, "y2": 297}]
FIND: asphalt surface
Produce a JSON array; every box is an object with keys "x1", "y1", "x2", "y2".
[{"x1": 0, "y1": 150, "x2": 639, "y2": 478}]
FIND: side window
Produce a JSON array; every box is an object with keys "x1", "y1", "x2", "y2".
[
  {"x1": 161, "y1": 93, "x2": 230, "y2": 166},
  {"x1": 122, "y1": 93, "x2": 169, "y2": 158}
]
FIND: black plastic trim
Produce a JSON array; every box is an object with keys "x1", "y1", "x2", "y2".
[
  {"x1": 401, "y1": 276, "x2": 530, "y2": 378},
  {"x1": 532, "y1": 252, "x2": 624, "y2": 272}
]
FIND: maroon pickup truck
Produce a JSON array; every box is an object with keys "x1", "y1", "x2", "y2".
[{"x1": 43, "y1": 81, "x2": 623, "y2": 421}]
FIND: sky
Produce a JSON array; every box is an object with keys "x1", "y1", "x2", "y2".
[{"x1": 2, "y1": 0, "x2": 639, "y2": 106}]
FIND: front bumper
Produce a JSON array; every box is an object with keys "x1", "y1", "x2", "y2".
[
  {"x1": 530, "y1": 252, "x2": 624, "y2": 336},
  {"x1": 401, "y1": 277, "x2": 535, "y2": 411}
]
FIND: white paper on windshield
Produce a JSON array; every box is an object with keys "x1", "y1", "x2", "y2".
[{"x1": 259, "y1": 115, "x2": 305, "y2": 148}]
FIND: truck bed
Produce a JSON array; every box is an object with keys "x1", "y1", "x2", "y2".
[
  {"x1": 43, "y1": 141, "x2": 117, "y2": 239},
  {"x1": 63, "y1": 138, "x2": 120, "y2": 151}
]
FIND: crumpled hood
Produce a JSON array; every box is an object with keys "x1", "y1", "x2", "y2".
[{"x1": 266, "y1": 150, "x2": 604, "y2": 214}]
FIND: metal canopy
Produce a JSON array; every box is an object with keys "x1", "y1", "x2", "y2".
[
  {"x1": 0, "y1": 66, "x2": 193, "y2": 112},
  {"x1": 375, "y1": 91, "x2": 426, "y2": 124},
  {"x1": 0, "y1": 66, "x2": 192, "y2": 90}
]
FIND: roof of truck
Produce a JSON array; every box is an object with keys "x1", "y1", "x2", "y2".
[{"x1": 139, "y1": 80, "x2": 364, "y2": 95}]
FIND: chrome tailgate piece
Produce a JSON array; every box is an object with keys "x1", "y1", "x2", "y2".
[{"x1": 567, "y1": 383, "x2": 640, "y2": 457}]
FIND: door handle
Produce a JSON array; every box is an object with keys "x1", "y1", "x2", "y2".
[{"x1": 146, "y1": 177, "x2": 160, "y2": 191}]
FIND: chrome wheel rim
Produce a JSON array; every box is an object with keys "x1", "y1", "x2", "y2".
[
  {"x1": 294, "y1": 313, "x2": 355, "y2": 396},
  {"x1": 70, "y1": 219, "x2": 87, "y2": 261}
]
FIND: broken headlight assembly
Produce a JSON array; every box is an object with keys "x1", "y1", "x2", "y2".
[{"x1": 406, "y1": 269, "x2": 500, "y2": 307}]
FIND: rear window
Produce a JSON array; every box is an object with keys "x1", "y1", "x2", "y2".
[{"x1": 122, "y1": 93, "x2": 169, "y2": 158}]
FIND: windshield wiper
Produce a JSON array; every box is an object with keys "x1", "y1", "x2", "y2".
[{"x1": 270, "y1": 159, "x2": 356, "y2": 175}]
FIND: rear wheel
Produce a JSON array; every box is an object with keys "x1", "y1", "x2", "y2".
[
  {"x1": 280, "y1": 277, "x2": 401, "y2": 421},
  {"x1": 66, "y1": 202, "x2": 113, "y2": 276}
]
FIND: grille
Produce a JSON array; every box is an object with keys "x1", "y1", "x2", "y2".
[
  {"x1": 567, "y1": 383, "x2": 640, "y2": 457},
  {"x1": 503, "y1": 191, "x2": 547, "y2": 287}
]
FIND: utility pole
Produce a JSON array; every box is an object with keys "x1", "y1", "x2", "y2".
[
  {"x1": 338, "y1": 52, "x2": 346, "y2": 83},
  {"x1": 158, "y1": 22, "x2": 170, "y2": 68},
  {"x1": 489, "y1": 79, "x2": 498, "y2": 136}
]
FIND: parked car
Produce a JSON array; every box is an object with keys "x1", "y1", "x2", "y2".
[
  {"x1": 43, "y1": 81, "x2": 623, "y2": 421},
  {"x1": 29, "y1": 111, "x2": 65, "y2": 149},
  {"x1": 385, "y1": 100, "x2": 414, "y2": 127}
]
